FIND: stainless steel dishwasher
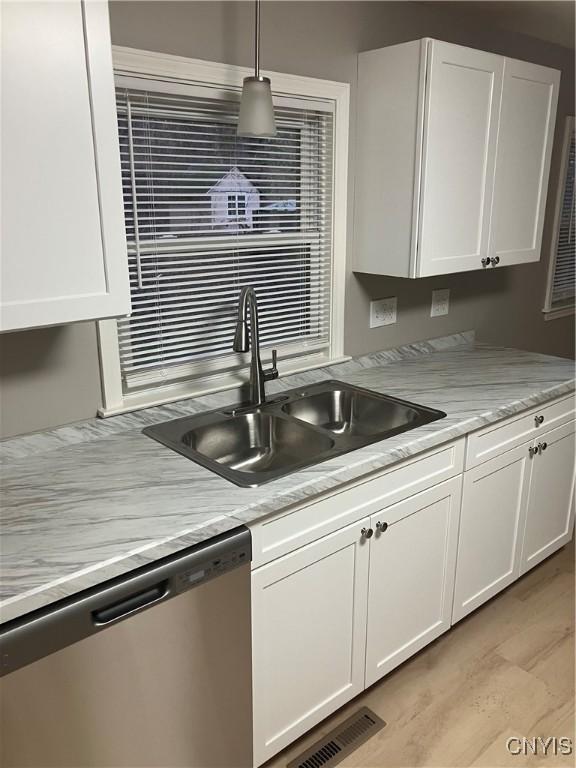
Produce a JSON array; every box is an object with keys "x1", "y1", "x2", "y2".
[{"x1": 0, "y1": 527, "x2": 253, "y2": 768}]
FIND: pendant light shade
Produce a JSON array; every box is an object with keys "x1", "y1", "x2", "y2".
[
  {"x1": 238, "y1": 76, "x2": 276, "y2": 137},
  {"x1": 238, "y1": 0, "x2": 277, "y2": 137}
]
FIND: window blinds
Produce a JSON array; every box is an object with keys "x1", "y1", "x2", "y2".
[
  {"x1": 550, "y1": 125, "x2": 575, "y2": 310},
  {"x1": 115, "y1": 80, "x2": 334, "y2": 392}
]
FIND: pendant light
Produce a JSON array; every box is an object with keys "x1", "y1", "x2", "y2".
[{"x1": 238, "y1": 0, "x2": 277, "y2": 137}]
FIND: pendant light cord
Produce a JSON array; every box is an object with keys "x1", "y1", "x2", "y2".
[{"x1": 254, "y1": 0, "x2": 260, "y2": 78}]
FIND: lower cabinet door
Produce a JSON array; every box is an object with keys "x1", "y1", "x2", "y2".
[
  {"x1": 365, "y1": 476, "x2": 462, "y2": 688},
  {"x1": 251, "y1": 518, "x2": 370, "y2": 767},
  {"x1": 521, "y1": 420, "x2": 576, "y2": 574},
  {"x1": 452, "y1": 444, "x2": 531, "y2": 623}
]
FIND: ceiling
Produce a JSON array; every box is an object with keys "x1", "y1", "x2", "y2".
[{"x1": 422, "y1": 1, "x2": 575, "y2": 49}]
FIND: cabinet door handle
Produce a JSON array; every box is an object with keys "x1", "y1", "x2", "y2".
[
  {"x1": 361, "y1": 527, "x2": 374, "y2": 539},
  {"x1": 490, "y1": 256, "x2": 500, "y2": 266},
  {"x1": 481, "y1": 257, "x2": 490, "y2": 268},
  {"x1": 538, "y1": 442, "x2": 548, "y2": 454},
  {"x1": 375, "y1": 521, "x2": 388, "y2": 533},
  {"x1": 535, "y1": 415, "x2": 544, "y2": 426},
  {"x1": 529, "y1": 446, "x2": 538, "y2": 457}
]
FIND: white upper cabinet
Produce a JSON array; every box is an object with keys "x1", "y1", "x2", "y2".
[
  {"x1": 489, "y1": 59, "x2": 560, "y2": 266},
  {"x1": 0, "y1": 1, "x2": 130, "y2": 332},
  {"x1": 354, "y1": 38, "x2": 560, "y2": 278}
]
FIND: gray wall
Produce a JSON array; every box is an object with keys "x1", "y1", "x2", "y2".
[
  {"x1": 1, "y1": 1, "x2": 574, "y2": 438},
  {"x1": 0, "y1": 323, "x2": 102, "y2": 439}
]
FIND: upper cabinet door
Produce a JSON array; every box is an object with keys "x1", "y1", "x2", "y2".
[
  {"x1": 417, "y1": 41, "x2": 504, "y2": 276},
  {"x1": 488, "y1": 59, "x2": 560, "y2": 267},
  {"x1": 0, "y1": 1, "x2": 130, "y2": 332}
]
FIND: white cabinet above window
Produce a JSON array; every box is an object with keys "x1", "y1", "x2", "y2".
[
  {"x1": 354, "y1": 38, "x2": 560, "y2": 278},
  {"x1": 0, "y1": 0, "x2": 130, "y2": 332}
]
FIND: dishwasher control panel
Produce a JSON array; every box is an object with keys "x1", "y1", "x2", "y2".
[{"x1": 173, "y1": 543, "x2": 250, "y2": 594}]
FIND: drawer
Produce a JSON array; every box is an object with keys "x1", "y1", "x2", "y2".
[
  {"x1": 537, "y1": 393, "x2": 576, "y2": 433},
  {"x1": 249, "y1": 438, "x2": 465, "y2": 568},
  {"x1": 466, "y1": 394, "x2": 575, "y2": 469}
]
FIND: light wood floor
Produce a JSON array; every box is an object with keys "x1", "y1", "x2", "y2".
[{"x1": 267, "y1": 541, "x2": 575, "y2": 768}]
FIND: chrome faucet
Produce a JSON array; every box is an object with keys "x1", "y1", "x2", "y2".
[{"x1": 233, "y1": 286, "x2": 278, "y2": 407}]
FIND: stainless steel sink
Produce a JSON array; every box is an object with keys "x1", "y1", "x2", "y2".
[
  {"x1": 282, "y1": 386, "x2": 421, "y2": 437},
  {"x1": 181, "y1": 412, "x2": 334, "y2": 475},
  {"x1": 143, "y1": 380, "x2": 445, "y2": 487}
]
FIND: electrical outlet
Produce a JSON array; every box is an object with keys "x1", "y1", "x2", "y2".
[
  {"x1": 431, "y1": 289, "x2": 450, "y2": 317},
  {"x1": 370, "y1": 297, "x2": 397, "y2": 328}
]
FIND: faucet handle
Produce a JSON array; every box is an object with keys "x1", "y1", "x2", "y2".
[{"x1": 265, "y1": 349, "x2": 279, "y2": 381}]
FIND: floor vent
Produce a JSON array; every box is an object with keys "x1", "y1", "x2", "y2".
[{"x1": 287, "y1": 707, "x2": 385, "y2": 768}]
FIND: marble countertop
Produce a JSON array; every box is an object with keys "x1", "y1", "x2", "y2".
[{"x1": 1, "y1": 332, "x2": 574, "y2": 624}]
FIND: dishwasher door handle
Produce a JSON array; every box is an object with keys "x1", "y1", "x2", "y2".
[{"x1": 92, "y1": 581, "x2": 169, "y2": 626}]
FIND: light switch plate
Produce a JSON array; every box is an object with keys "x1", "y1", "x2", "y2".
[
  {"x1": 370, "y1": 297, "x2": 397, "y2": 328},
  {"x1": 431, "y1": 289, "x2": 450, "y2": 317}
]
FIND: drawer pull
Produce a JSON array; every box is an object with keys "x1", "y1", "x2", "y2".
[
  {"x1": 375, "y1": 521, "x2": 389, "y2": 533},
  {"x1": 535, "y1": 415, "x2": 544, "y2": 426}
]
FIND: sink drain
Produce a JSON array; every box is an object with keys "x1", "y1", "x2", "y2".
[{"x1": 287, "y1": 706, "x2": 385, "y2": 768}]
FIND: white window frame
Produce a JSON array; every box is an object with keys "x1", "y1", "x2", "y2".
[
  {"x1": 97, "y1": 46, "x2": 349, "y2": 416},
  {"x1": 543, "y1": 116, "x2": 575, "y2": 321}
]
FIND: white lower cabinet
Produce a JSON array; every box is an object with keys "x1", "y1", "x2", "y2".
[
  {"x1": 250, "y1": 407, "x2": 575, "y2": 766},
  {"x1": 251, "y1": 519, "x2": 370, "y2": 767},
  {"x1": 251, "y1": 472, "x2": 464, "y2": 766},
  {"x1": 365, "y1": 476, "x2": 462, "y2": 688},
  {"x1": 521, "y1": 420, "x2": 576, "y2": 574},
  {"x1": 452, "y1": 444, "x2": 531, "y2": 623},
  {"x1": 251, "y1": 454, "x2": 466, "y2": 766},
  {"x1": 454, "y1": 412, "x2": 576, "y2": 623}
]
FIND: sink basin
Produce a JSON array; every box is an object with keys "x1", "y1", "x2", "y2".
[
  {"x1": 181, "y1": 412, "x2": 334, "y2": 475},
  {"x1": 143, "y1": 380, "x2": 445, "y2": 487},
  {"x1": 282, "y1": 387, "x2": 421, "y2": 437}
]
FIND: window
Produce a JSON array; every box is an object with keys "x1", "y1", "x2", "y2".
[
  {"x1": 544, "y1": 116, "x2": 575, "y2": 319},
  {"x1": 228, "y1": 194, "x2": 247, "y2": 222},
  {"x1": 98, "y1": 51, "x2": 348, "y2": 415}
]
